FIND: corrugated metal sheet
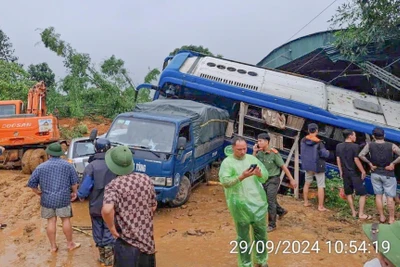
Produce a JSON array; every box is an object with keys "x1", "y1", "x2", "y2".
[
  {"x1": 258, "y1": 30, "x2": 400, "y2": 68},
  {"x1": 257, "y1": 30, "x2": 337, "y2": 68}
]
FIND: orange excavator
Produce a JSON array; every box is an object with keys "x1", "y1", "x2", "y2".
[{"x1": 0, "y1": 81, "x2": 65, "y2": 174}]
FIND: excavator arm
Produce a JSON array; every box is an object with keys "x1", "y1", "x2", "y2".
[{"x1": 27, "y1": 81, "x2": 47, "y2": 117}]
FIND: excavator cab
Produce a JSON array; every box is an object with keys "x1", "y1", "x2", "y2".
[
  {"x1": 0, "y1": 81, "x2": 64, "y2": 174},
  {"x1": 0, "y1": 100, "x2": 23, "y2": 116}
]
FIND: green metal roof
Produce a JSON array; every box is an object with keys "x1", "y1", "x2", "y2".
[
  {"x1": 257, "y1": 30, "x2": 339, "y2": 68},
  {"x1": 257, "y1": 30, "x2": 400, "y2": 69},
  {"x1": 256, "y1": 30, "x2": 400, "y2": 101}
]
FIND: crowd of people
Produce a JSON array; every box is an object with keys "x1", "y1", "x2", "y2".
[
  {"x1": 0, "y1": 122, "x2": 399, "y2": 266},
  {"x1": 219, "y1": 124, "x2": 400, "y2": 267},
  {"x1": 23, "y1": 139, "x2": 157, "y2": 267}
]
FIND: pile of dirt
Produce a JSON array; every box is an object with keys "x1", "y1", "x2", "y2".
[{"x1": 59, "y1": 116, "x2": 112, "y2": 137}]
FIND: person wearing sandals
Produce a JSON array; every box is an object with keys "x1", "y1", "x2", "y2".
[
  {"x1": 336, "y1": 129, "x2": 371, "y2": 220},
  {"x1": 359, "y1": 127, "x2": 400, "y2": 224},
  {"x1": 27, "y1": 142, "x2": 81, "y2": 252},
  {"x1": 300, "y1": 123, "x2": 331, "y2": 212}
]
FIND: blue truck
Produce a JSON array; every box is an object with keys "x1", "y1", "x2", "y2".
[{"x1": 95, "y1": 99, "x2": 229, "y2": 206}]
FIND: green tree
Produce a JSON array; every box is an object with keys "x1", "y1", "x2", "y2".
[
  {"x1": 27, "y1": 62, "x2": 56, "y2": 88},
  {"x1": 39, "y1": 27, "x2": 155, "y2": 118},
  {"x1": 0, "y1": 60, "x2": 35, "y2": 101},
  {"x1": 0, "y1": 29, "x2": 18, "y2": 62},
  {"x1": 169, "y1": 45, "x2": 223, "y2": 58},
  {"x1": 330, "y1": 0, "x2": 400, "y2": 60}
]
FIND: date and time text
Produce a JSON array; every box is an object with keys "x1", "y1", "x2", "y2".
[{"x1": 229, "y1": 240, "x2": 391, "y2": 255}]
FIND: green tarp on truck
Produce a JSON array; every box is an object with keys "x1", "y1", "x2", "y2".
[{"x1": 134, "y1": 99, "x2": 229, "y2": 147}]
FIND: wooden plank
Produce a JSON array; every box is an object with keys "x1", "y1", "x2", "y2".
[
  {"x1": 243, "y1": 123, "x2": 298, "y2": 140},
  {"x1": 294, "y1": 136, "x2": 300, "y2": 199},
  {"x1": 244, "y1": 114, "x2": 301, "y2": 132},
  {"x1": 238, "y1": 102, "x2": 246, "y2": 136},
  {"x1": 279, "y1": 132, "x2": 300, "y2": 187}
]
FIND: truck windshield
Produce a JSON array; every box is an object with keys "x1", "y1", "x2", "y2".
[
  {"x1": 107, "y1": 117, "x2": 176, "y2": 153},
  {"x1": 0, "y1": 104, "x2": 16, "y2": 116}
]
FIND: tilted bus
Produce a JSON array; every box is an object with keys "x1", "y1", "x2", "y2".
[{"x1": 137, "y1": 51, "x2": 400, "y2": 195}]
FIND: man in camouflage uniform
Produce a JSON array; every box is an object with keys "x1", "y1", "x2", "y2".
[{"x1": 253, "y1": 133, "x2": 297, "y2": 232}]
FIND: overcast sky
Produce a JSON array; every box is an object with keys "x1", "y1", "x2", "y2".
[{"x1": 0, "y1": 0, "x2": 347, "y2": 85}]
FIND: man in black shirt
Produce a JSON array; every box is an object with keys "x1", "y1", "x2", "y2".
[
  {"x1": 336, "y1": 129, "x2": 371, "y2": 219},
  {"x1": 359, "y1": 127, "x2": 400, "y2": 224}
]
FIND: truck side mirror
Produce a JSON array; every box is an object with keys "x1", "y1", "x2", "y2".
[
  {"x1": 89, "y1": 129, "x2": 98, "y2": 141},
  {"x1": 177, "y1": 137, "x2": 187, "y2": 150}
]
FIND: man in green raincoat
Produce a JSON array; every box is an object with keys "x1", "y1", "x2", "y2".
[{"x1": 219, "y1": 137, "x2": 269, "y2": 267}]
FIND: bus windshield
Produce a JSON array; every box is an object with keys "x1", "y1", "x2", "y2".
[{"x1": 107, "y1": 117, "x2": 176, "y2": 153}]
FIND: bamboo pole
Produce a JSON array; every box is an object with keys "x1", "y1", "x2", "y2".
[{"x1": 58, "y1": 224, "x2": 92, "y2": 237}]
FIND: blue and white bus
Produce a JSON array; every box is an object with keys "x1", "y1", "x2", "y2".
[{"x1": 137, "y1": 51, "x2": 400, "y2": 195}]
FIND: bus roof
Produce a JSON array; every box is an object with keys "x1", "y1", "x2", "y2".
[{"x1": 157, "y1": 52, "x2": 400, "y2": 143}]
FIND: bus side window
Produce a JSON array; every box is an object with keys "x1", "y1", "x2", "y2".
[
  {"x1": 395, "y1": 162, "x2": 400, "y2": 181},
  {"x1": 355, "y1": 132, "x2": 367, "y2": 147},
  {"x1": 394, "y1": 142, "x2": 400, "y2": 181},
  {"x1": 354, "y1": 132, "x2": 371, "y2": 172}
]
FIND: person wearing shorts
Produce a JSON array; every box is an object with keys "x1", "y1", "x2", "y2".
[
  {"x1": 359, "y1": 127, "x2": 400, "y2": 224},
  {"x1": 336, "y1": 129, "x2": 371, "y2": 220},
  {"x1": 27, "y1": 142, "x2": 81, "y2": 252},
  {"x1": 300, "y1": 123, "x2": 331, "y2": 211}
]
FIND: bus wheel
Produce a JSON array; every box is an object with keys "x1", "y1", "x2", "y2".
[
  {"x1": 29, "y1": 149, "x2": 48, "y2": 173},
  {"x1": 169, "y1": 176, "x2": 191, "y2": 207},
  {"x1": 21, "y1": 149, "x2": 34, "y2": 174}
]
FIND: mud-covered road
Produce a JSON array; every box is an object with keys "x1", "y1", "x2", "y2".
[{"x1": 0, "y1": 169, "x2": 377, "y2": 267}]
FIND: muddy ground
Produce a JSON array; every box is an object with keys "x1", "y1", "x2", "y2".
[{"x1": 0, "y1": 168, "x2": 378, "y2": 267}]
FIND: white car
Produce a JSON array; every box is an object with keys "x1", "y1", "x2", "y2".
[{"x1": 65, "y1": 133, "x2": 106, "y2": 181}]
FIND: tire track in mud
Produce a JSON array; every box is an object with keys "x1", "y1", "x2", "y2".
[{"x1": 0, "y1": 169, "x2": 377, "y2": 267}]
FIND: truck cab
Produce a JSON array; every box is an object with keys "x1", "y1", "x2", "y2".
[{"x1": 103, "y1": 99, "x2": 228, "y2": 207}]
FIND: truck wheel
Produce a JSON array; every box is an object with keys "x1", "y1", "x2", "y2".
[
  {"x1": 169, "y1": 176, "x2": 191, "y2": 207},
  {"x1": 29, "y1": 149, "x2": 48, "y2": 173},
  {"x1": 21, "y1": 149, "x2": 35, "y2": 174}
]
